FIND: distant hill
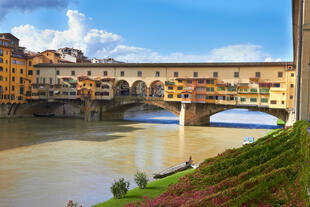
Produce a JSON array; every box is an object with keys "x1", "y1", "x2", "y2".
[{"x1": 130, "y1": 121, "x2": 310, "y2": 206}]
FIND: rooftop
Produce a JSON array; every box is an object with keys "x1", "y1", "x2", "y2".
[{"x1": 35, "y1": 61, "x2": 294, "y2": 68}]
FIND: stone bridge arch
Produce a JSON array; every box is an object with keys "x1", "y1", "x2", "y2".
[
  {"x1": 100, "y1": 97, "x2": 181, "y2": 121},
  {"x1": 179, "y1": 103, "x2": 289, "y2": 126}
]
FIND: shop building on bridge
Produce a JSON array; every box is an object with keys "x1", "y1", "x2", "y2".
[{"x1": 31, "y1": 62, "x2": 296, "y2": 110}]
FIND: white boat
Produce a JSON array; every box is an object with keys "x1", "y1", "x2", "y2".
[{"x1": 243, "y1": 136, "x2": 255, "y2": 145}]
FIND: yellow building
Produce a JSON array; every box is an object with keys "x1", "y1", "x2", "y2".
[
  {"x1": 0, "y1": 33, "x2": 34, "y2": 104},
  {"x1": 32, "y1": 50, "x2": 61, "y2": 65}
]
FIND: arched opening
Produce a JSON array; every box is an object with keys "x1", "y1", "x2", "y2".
[
  {"x1": 131, "y1": 80, "x2": 147, "y2": 97},
  {"x1": 210, "y1": 109, "x2": 283, "y2": 129},
  {"x1": 149, "y1": 80, "x2": 164, "y2": 97},
  {"x1": 115, "y1": 80, "x2": 130, "y2": 96}
]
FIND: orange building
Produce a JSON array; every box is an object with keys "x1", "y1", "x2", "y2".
[{"x1": 0, "y1": 33, "x2": 34, "y2": 104}]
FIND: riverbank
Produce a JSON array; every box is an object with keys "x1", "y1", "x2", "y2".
[
  {"x1": 93, "y1": 169, "x2": 195, "y2": 207},
  {"x1": 127, "y1": 121, "x2": 310, "y2": 206}
]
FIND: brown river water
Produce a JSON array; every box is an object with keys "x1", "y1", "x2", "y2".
[{"x1": 0, "y1": 117, "x2": 269, "y2": 207}]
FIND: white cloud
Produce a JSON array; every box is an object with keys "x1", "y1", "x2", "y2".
[{"x1": 12, "y1": 9, "x2": 280, "y2": 63}]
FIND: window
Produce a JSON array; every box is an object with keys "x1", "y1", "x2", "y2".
[
  {"x1": 70, "y1": 92, "x2": 76, "y2": 96},
  {"x1": 255, "y1": 72, "x2": 260, "y2": 78},
  {"x1": 96, "y1": 83, "x2": 101, "y2": 88},
  {"x1": 36, "y1": 70, "x2": 40, "y2": 75},
  {"x1": 56, "y1": 70, "x2": 60, "y2": 75},
  {"x1": 20, "y1": 77, "x2": 23, "y2": 84},
  {"x1": 12, "y1": 76, "x2": 15, "y2": 82},
  {"x1": 177, "y1": 86, "x2": 183, "y2": 90},
  {"x1": 49, "y1": 78, "x2": 53, "y2": 84},
  {"x1": 198, "y1": 80, "x2": 204, "y2": 84},
  {"x1": 20, "y1": 87, "x2": 24, "y2": 95},
  {"x1": 0, "y1": 58, "x2": 3, "y2": 63},
  {"x1": 291, "y1": 84, "x2": 294, "y2": 88},
  {"x1": 174, "y1": 72, "x2": 179, "y2": 77},
  {"x1": 21, "y1": 61, "x2": 25, "y2": 65},
  {"x1": 250, "y1": 88, "x2": 257, "y2": 92},
  {"x1": 155, "y1": 71, "x2": 160, "y2": 77},
  {"x1": 28, "y1": 61, "x2": 32, "y2": 66},
  {"x1": 0, "y1": 40, "x2": 2, "y2": 45},
  {"x1": 193, "y1": 72, "x2": 198, "y2": 77},
  {"x1": 282, "y1": 101, "x2": 285, "y2": 105},
  {"x1": 36, "y1": 77, "x2": 39, "y2": 83},
  {"x1": 250, "y1": 98, "x2": 257, "y2": 102},
  {"x1": 291, "y1": 73, "x2": 294, "y2": 77},
  {"x1": 87, "y1": 71, "x2": 91, "y2": 76},
  {"x1": 12, "y1": 60, "x2": 16, "y2": 64},
  {"x1": 4, "y1": 42, "x2": 8, "y2": 46},
  {"x1": 177, "y1": 94, "x2": 182, "y2": 98},
  {"x1": 273, "y1": 83, "x2": 280, "y2": 87},
  {"x1": 270, "y1": 100, "x2": 277, "y2": 104},
  {"x1": 168, "y1": 86, "x2": 173, "y2": 90},
  {"x1": 197, "y1": 87, "x2": 205, "y2": 91},
  {"x1": 12, "y1": 68, "x2": 15, "y2": 73},
  {"x1": 0, "y1": 67, "x2": 2, "y2": 71},
  {"x1": 28, "y1": 70, "x2": 33, "y2": 75},
  {"x1": 0, "y1": 76, "x2": 2, "y2": 81},
  {"x1": 57, "y1": 79, "x2": 60, "y2": 84},
  {"x1": 16, "y1": 60, "x2": 20, "y2": 65},
  {"x1": 290, "y1": 96, "x2": 293, "y2": 99},
  {"x1": 118, "y1": 71, "x2": 124, "y2": 77},
  {"x1": 104, "y1": 71, "x2": 108, "y2": 76},
  {"x1": 138, "y1": 71, "x2": 142, "y2": 77},
  {"x1": 211, "y1": 80, "x2": 215, "y2": 84},
  {"x1": 234, "y1": 72, "x2": 239, "y2": 78},
  {"x1": 213, "y1": 72, "x2": 218, "y2": 78},
  {"x1": 90, "y1": 83, "x2": 93, "y2": 87},
  {"x1": 261, "y1": 98, "x2": 268, "y2": 103},
  {"x1": 168, "y1": 94, "x2": 173, "y2": 98},
  {"x1": 20, "y1": 69, "x2": 23, "y2": 74},
  {"x1": 12, "y1": 86, "x2": 15, "y2": 91},
  {"x1": 102, "y1": 85, "x2": 109, "y2": 89},
  {"x1": 196, "y1": 95, "x2": 204, "y2": 99},
  {"x1": 71, "y1": 71, "x2": 75, "y2": 76},
  {"x1": 240, "y1": 98, "x2": 246, "y2": 102},
  {"x1": 43, "y1": 78, "x2": 45, "y2": 84},
  {"x1": 187, "y1": 80, "x2": 192, "y2": 84},
  {"x1": 278, "y1": 72, "x2": 283, "y2": 78},
  {"x1": 0, "y1": 49, "x2": 2, "y2": 56},
  {"x1": 178, "y1": 80, "x2": 182, "y2": 83}
]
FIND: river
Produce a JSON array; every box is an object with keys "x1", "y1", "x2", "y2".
[{"x1": 0, "y1": 109, "x2": 276, "y2": 207}]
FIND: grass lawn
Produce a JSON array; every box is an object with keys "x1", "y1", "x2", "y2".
[
  {"x1": 277, "y1": 118, "x2": 285, "y2": 126},
  {"x1": 93, "y1": 169, "x2": 195, "y2": 207}
]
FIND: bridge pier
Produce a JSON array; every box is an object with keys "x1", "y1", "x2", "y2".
[{"x1": 180, "y1": 103, "x2": 210, "y2": 126}]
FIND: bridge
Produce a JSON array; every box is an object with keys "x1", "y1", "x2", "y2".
[{"x1": 0, "y1": 61, "x2": 295, "y2": 126}]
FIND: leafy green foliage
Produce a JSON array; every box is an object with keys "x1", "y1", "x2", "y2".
[
  {"x1": 134, "y1": 171, "x2": 149, "y2": 189},
  {"x1": 110, "y1": 178, "x2": 130, "y2": 199}
]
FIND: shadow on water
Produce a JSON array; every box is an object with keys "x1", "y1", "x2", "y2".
[{"x1": 0, "y1": 118, "x2": 144, "y2": 151}]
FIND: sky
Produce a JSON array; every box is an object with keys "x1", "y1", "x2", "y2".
[{"x1": 0, "y1": 0, "x2": 293, "y2": 63}]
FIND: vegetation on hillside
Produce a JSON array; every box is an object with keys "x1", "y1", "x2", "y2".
[
  {"x1": 93, "y1": 169, "x2": 194, "y2": 207},
  {"x1": 128, "y1": 121, "x2": 310, "y2": 206}
]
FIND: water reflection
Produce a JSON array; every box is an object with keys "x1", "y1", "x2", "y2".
[{"x1": 0, "y1": 113, "x2": 271, "y2": 207}]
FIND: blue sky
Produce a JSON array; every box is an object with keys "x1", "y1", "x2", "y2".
[{"x1": 0, "y1": 0, "x2": 293, "y2": 62}]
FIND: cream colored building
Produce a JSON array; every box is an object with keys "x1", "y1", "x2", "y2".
[{"x1": 34, "y1": 62, "x2": 295, "y2": 109}]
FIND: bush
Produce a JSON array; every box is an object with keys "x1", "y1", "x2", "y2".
[
  {"x1": 66, "y1": 200, "x2": 82, "y2": 207},
  {"x1": 134, "y1": 171, "x2": 149, "y2": 189},
  {"x1": 110, "y1": 178, "x2": 130, "y2": 199}
]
